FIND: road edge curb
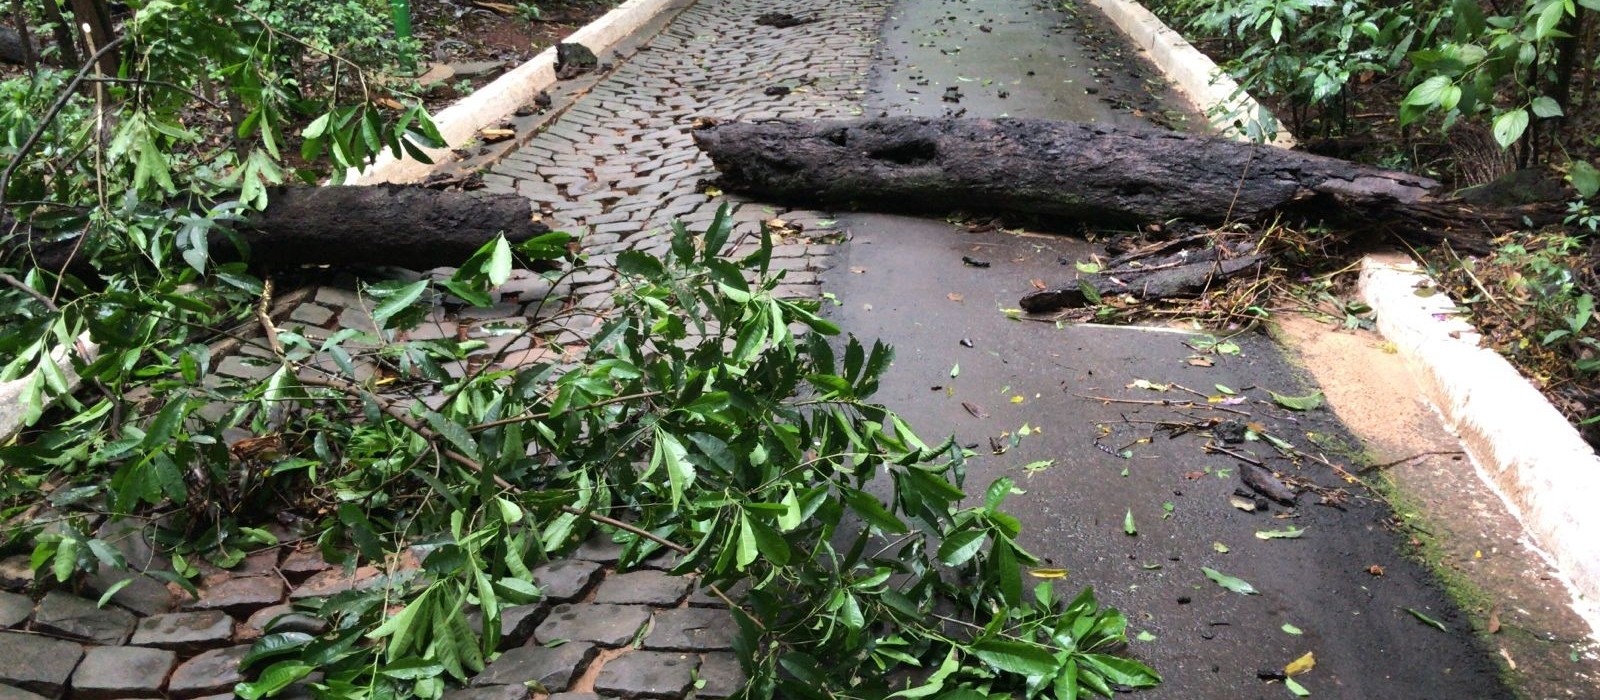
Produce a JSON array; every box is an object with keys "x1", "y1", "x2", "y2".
[
  {"x1": 1359, "y1": 253, "x2": 1600, "y2": 610},
  {"x1": 353, "y1": 0, "x2": 692, "y2": 185},
  {"x1": 1081, "y1": 0, "x2": 1293, "y2": 146},
  {"x1": 1093, "y1": 0, "x2": 1600, "y2": 625}
]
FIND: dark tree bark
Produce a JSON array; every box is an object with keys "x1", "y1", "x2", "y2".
[
  {"x1": 692, "y1": 117, "x2": 1508, "y2": 252},
  {"x1": 40, "y1": 0, "x2": 77, "y2": 66},
  {"x1": 65, "y1": 0, "x2": 115, "y2": 76},
  {"x1": 5, "y1": 185, "x2": 550, "y2": 274}
]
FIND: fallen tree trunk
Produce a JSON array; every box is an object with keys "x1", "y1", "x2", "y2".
[
  {"x1": 5, "y1": 184, "x2": 549, "y2": 274},
  {"x1": 692, "y1": 117, "x2": 1510, "y2": 252}
]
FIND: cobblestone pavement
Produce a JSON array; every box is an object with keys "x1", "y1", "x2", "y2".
[{"x1": 1, "y1": 0, "x2": 897, "y2": 699}]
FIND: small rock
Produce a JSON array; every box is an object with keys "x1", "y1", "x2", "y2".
[
  {"x1": 31, "y1": 591, "x2": 135, "y2": 645},
  {"x1": 83, "y1": 567, "x2": 175, "y2": 617},
  {"x1": 131, "y1": 611, "x2": 235, "y2": 653},
  {"x1": 470, "y1": 642, "x2": 595, "y2": 690},
  {"x1": 593, "y1": 650, "x2": 699, "y2": 698},
  {"x1": 70, "y1": 646, "x2": 176, "y2": 699},
  {"x1": 0, "y1": 591, "x2": 32, "y2": 628},
  {"x1": 0, "y1": 631, "x2": 83, "y2": 698},
  {"x1": 167, "y1": 645, "x2": 250, "y2": 698}
]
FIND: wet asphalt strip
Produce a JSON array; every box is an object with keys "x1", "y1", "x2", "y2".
[{"x1": 821, "y1": 0, "x2": 1515, "y2": 697}]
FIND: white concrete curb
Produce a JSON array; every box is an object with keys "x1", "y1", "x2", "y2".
[
  {"x1": 352, "y1": 0, "x2": 686, "y2": 185},
  {"x1": 1084, "y1": 0, "x2": 1293, "y2": 146},
  {"x1": 1092, "y1": 0, "x2": 1600, "y2": 614},
  {"x1": 1360, "y1": 255, "x2": 1600, "y2": 607}
]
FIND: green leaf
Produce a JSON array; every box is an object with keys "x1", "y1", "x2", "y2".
[
  {"x1": 371, "y1": 280, "x2": 428, "y2": 328},
  {"x1": 95, "y1": 578, "x2": 132, "y2": 608},
  {"x1": 1079, "y1": 653, "x2": 1161, "y2": 688},
  {"x1": 235, "y1": 661, "x2": 313, "y2": 700},
  {"x1": 1202, "y1": 567, "x2": 1259, "y2": 595},
  {"x1": 1282, "y1": 623, "x2": 1304, "y2": 635},
  {"x1": 844, "y1": 489, "x2": 908, "y2": 534},
  {"x1": 1531, "y1": 96, "x2": 1564, "y2": 118},
  {"x1": 1269, "y1": 390, "x2": 1324, "y2": 411},
  {"x1": 1535, "y1": 0, "x2": 1566, "y2": 39},
  {"x1": 1403, "y1": 75, "x2": 1451, "y2": 106},
  {"x1": 1492, "y1": 109, "x2": 1530, "y2": 149},
  {"x1": 936, "y1": 529, "x2": 987, "y2": 566},
  {"x1": 1256, "y1": 526, "x2": 1307, "y2": 540},
  {"x1": 654, "y1": 430, "x2": 694, "y2": 509},
  {"x1": 1285, "y1": 677, "x2": 1311, "y2": 696},
  {"x1": 1405, "y1": 607, "x2": 1449, "y2": 631},
  {"x1": 1568, "y1": 160, "x2": 1600, "y2": 198},
  {"x1": 1123, "y1": 509, "x2": 1137, "y2": 536},
  {"x1": 970, "y1": 639, "x2": 1060, "y2": 677},
  {"x1": 487, "y1": 236, "x2": 513, "y2": 287}
]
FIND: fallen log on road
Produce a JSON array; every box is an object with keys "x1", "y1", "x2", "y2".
[
  {"x1": 693, "y1": 117, "x2": 1544, "y2": 309},
  {"x1": 5, "y1": 184, "x2": 549, "y2": 275},
  {"x1": 692, "y1": 117, "x2": 1512, "y2": 248}
]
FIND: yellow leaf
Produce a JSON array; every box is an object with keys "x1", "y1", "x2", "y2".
[
  {"x1": 1029, "y1": 568, "x2": 1069, "y2": 579},
  {"x1": 1285, "y1": 651, "x2": 1316, "y2": 677},
  {"x1": 1010, "y1": 395, "x2": 1025, "y2": 404},
  {"x1": 705, "y1": 187, "x2": 723, "y2": 197}
]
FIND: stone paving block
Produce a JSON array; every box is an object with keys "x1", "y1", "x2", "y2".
[
  {"x1": 534, "y1": 604, "x2": 651, "y2": 647},
  {"x1": 215, "y1": 355, "x2": 277, "y2": 381},
  {"x1": 530, "y1": 560, "x2": 602, "y2": 603},
  {"x1": 693, "y1": 652, "x2": 747, "y2": 698},
  {"x1": 70, "y1": 645, "x2": 177, "y2": 699},
  {"x1": 184, "y1": 575, "x2": 284, "y2": 616},
  {"x1": 643, "y1": 607, "x2": 736, "y2": 651},
  {"x1": 289, "y1": 303, "x2": 336, "y2": 326},
  {"x1": 32, "y1": 591, "x2": 135, "y2": 645},
  {"x1": 0, "y1": 632, "x2": 82, "y2": 698},
  {"x1": 0, "y1": 556, "x2": 32, "y2": 590},
  {"x1": 83, "y1": 567, "x2": 175, "y2": 617},
  {"x1": 443, "y1": 685, "x2": 528, "y2": 700},
  {"x1": 279, "y1": 547, "x2": 333, "y2": 581},
  {"x1": 470, "y1": 642, "x2": 595, "y2": 691},
  {"x1": 167, "y1": 645, "x2": 250, "y2": 698},
  {"x1": 546, "y1": 694, "x2": 599, "y2": 700},
  {"x1": 0, "y1": 591, "x2": 31, "y2": 628},
  {"x1": 243, "y1": 604, "x2": 329, "y2": 637},
  {"x1": 573, "y1": 534, "x2": 624, "y2": 565},
  {"x1": 131, "y1": 610, "x2": 235, "y2": 653},
  {"x1": 592, "y1": 570, "x2": 690, "y2": 607},
  {"x1": 0, "y1": 685, "x2": 51, "y2": 700},
  {"x1": 592, "y1": 650, "x2": 699, "y2": 699},
  {"x1": 289, "y1": 565, "x2": 381, "y2": 600}
]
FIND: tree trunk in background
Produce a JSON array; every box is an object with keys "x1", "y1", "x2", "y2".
[
  {"x1": 66, "y1": 0, "x2": 115, "y2": 76},
  {"x1": 40, "y1": 0, "x2": 77, "y2": 66}
]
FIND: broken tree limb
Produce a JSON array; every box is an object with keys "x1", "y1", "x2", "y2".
[
  {"x1": 692, "y1": 117, "x2": 1509, "y2": 252},
  {"x1": 4, "y1": 184, "x2": 549, "y2": 274}
]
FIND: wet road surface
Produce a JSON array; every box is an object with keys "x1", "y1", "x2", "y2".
[{"x1": 823, "y1": 0, "x2": 1515, "y2": 696}]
